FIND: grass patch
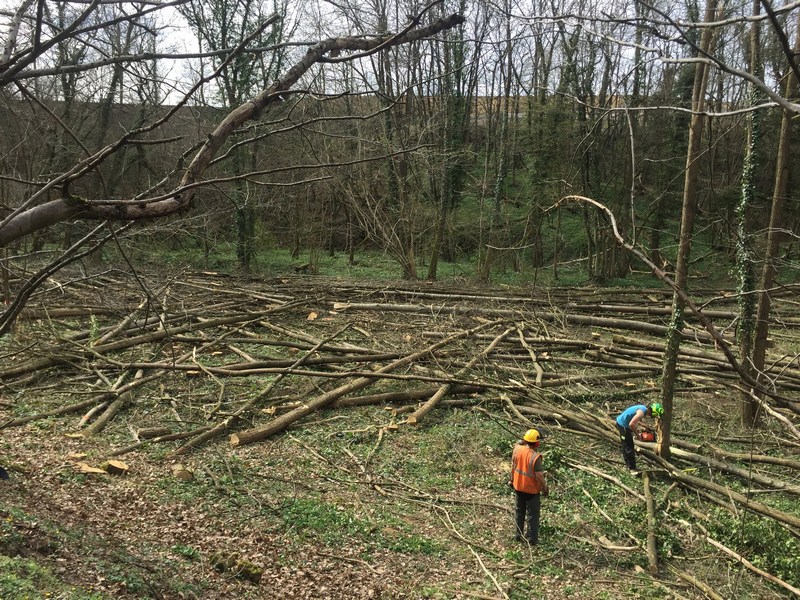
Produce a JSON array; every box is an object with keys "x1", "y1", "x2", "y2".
[
  {"x1": 0, "y1": 555, "x2": 104, "y2": 600},
  {"x1": 279, "y1": 497, "x2": 371, "y2": 543}
]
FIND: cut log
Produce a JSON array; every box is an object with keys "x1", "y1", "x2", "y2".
[
  {"x1": 137, "y1": 427, "x2": 172, "y2": 440},
  {"x1": 103, "y1": 460, "x2": 129, "y2": 476},
  {"x1": 171, "y1": 464, "x2": 194, "y2": 481},
  {"x1": 336, "y1": 300, "x2": 728, "y2": 341},
  {"x1": 637, "y1": 442, "x2": 800, "y2": 495},
  {"x1": 76, "y1": 462, "x2": 107, "y2": 475},
  {"x1": 82, "y1": 370, "x2": 145, "y2": 436}
]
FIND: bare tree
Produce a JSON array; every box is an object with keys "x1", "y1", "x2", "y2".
[
  {"x1": 0, "y1": 0, "x2": 465, "y2": 331},
  {"x1": 736, "y1": 0, "x2": 763, "y2": 425},
  {"x1": 658, "y1": 0, "x2": 721, "y2": 458},
  {"x1": 750, "y1": 10, "x2": 800, "y2": 414},
  {"x1": 179, "y1": 0, "x2": 291, "y2": 271}
]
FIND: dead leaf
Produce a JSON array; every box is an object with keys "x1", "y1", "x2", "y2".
[
  {"x1": 261, "y1": 407, "x2": 277, "y2": 415},
  {"x1": 307, "y1": 311, "x2": 318, "y2": 321}
]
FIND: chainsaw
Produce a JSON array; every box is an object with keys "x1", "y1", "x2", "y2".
[{"x1": 637, "y1": 427, "x2": 657, "y2": 442}]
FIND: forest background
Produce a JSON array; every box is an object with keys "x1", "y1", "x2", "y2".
[{"x1": 1, "y1": 0, "x2": 799, "y2": 597}]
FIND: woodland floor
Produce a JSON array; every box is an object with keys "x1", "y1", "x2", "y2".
[{"x1": 1, "y1": 269, "x2": 799, "y2": 599}]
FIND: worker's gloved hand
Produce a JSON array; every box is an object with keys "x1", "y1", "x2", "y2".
[
  {"x1": 541, "y1": 488, "x2": 550, "y2": 497},
  {"x1": 634, "y1": 432, "x2": 641, "y2": 441},
  {"x1": 507, "y1": 481, "x2": 514, "y2": 490}
]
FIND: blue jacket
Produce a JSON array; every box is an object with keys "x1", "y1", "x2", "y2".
[{"x1": 616, "y1": 405, "x2": 647, "y2": 429}]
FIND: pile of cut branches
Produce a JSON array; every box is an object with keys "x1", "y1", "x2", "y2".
[{"x1": 2, "y1": 270, "x2": 799, "y2": 596}]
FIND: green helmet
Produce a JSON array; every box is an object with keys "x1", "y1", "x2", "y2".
[{"x1": 650, "y1": 402, "x2": 664, "y2": 417}]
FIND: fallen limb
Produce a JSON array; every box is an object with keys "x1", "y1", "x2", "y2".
[
  {"x1": 704, "y1": 534, "x2": 800, "y2": 597},
  {"x1": 672, "y1": 438, "x2": 800, "y2": 470},
  {"x1": 1, "y1": 397, "x2": 101, "y2": 428},
  {"x1": 670, "y1": 567, "x2": 726, "y2": 600},
  {"x1": 676, "y1": 519, "x2": 800, "y2": 597},
  {"x1": 406, "y1": 327, "x2": 513, "y2": 424},
  {"x1": 513, "y1": 403, "x2": 614, "y2": 440},
  {"x1": 338, "y1": 301, "x2": 719, "y2": 340},
  {"x1": 468, "y1": 545, "x2": 509, "y2": 600},
  {"x1": 334, "y1": 384, "x2": 484, "y2": 407},
  {"x1": 643, "y1": 472, "x2": 659, "y2": 574},
  {"x1": 86, "y1": 316, "x2": 269, "y2": 436},
  {"x1": 170, "y1": 324, "x2": 354, "y2": 456},
  {"x1": 749, "y1": 389, "x2": 800, "y2": 439},
  {"x1": 580, "y1": 488, "x2": 639, "y2": 544},
  {"x1": 565, "y1": 460, "x2": 645, "y2": 501},
  {"x1": 645, "y1": 452, "x2": 800, "y2": 531},
  {"x1": 82, "y1": 370, "x2": 144, "y2": 436},
  {"x1": 230, "y1": 320, "x2": 502, "y2": 447},
  {"x1": 637, "y1": 442, "x2": 800, "y2": 495},
  {"x1": 516, "y1": 328, "x2": 545, "y2": 385},
  {"x1": 94, "y1": 298, "x2": 148, "y2": 345},
  {"x1": 108, "y1": 426, "x2": 214, "y2": 457},
  {"x1": 0, "y1": 312, "x2": 270, "y2": 380}
]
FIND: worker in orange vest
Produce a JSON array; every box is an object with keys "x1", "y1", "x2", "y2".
[{"x1": 509, "y1": 428, "x2": 549, "y2": 544}]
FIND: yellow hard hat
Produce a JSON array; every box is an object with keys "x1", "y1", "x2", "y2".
[{"x1": 523, "y1": 429, "x2": 540, "y2": 443}]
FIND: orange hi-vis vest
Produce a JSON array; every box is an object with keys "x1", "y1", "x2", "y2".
[{"x1": 511, "y1": 444, "x2": 542, "y2": 494}]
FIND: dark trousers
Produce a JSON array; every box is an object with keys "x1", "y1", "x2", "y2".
[
  {"x1": 514, "y1": 490, "x2": 541, "y2": 543},
  {"x1": 617, "y1": 424, "x2": 637, "y2": 470}
]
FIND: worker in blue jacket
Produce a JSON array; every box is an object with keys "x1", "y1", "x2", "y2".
[{"x1": 615, "y1": 403, "x2": 663, "y2": 472}]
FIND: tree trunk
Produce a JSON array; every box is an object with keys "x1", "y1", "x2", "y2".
[
  {"x1": 736, "y1": 0, "x2": 762, "y2": 425},
  {"x1": 751, "y1": 14, "x2": 800, "y2": 406},
  {"x1": 659, "y1": 0, "x2": 719, "y2": 459}
]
